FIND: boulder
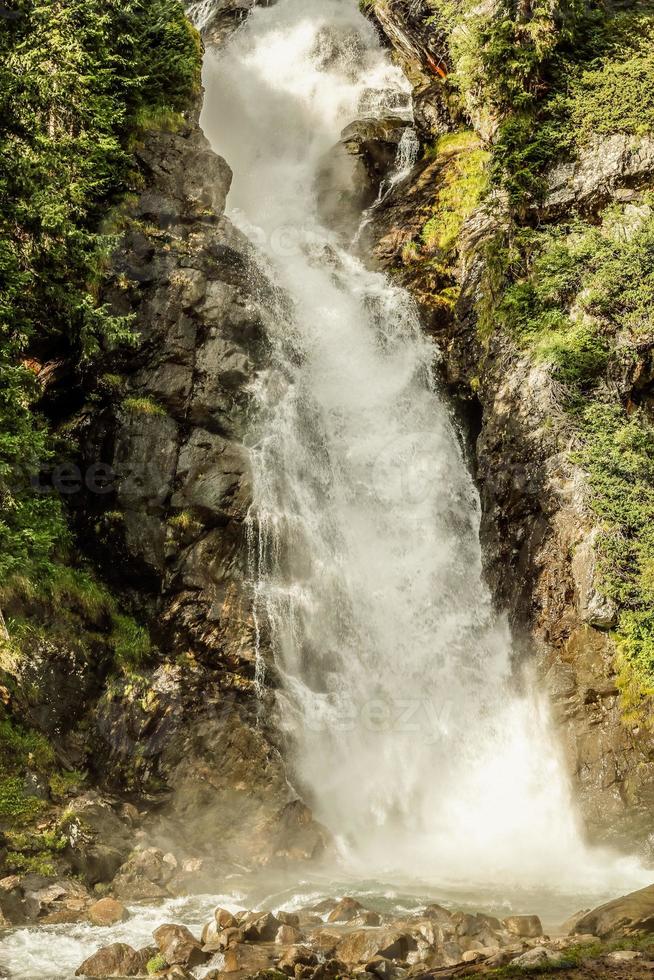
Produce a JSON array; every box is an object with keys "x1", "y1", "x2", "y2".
[
  {"x1": 223, "y1": 943, "x2": 277, "y2": 974},
  {"x1": 0, "y1": 874, "x2": 91, "y2": 926},
  {"x1": 509, "y1": 947, "x2": 560, "y2": 968},
  {"x1": 112, "y1": 848, "x2": 175, "y2": 902},
  {"x1": 608, "y1": 950, "x2": 643, "y2": 961},
  {"x1": 435, "y1": 942, "x2": 464, "y2": 967},
  {"x1": 502, "y1": 915, "x2": 543, "y2": 938},
  {"x1": 276, "y1": 924, "x2": 303, "y2": 944},
  {"x1": 568, "y1": 883, "x2": 654, "y2": 938},
  {"x1": 87, "y1": 898, "x2": 129, "y2": 927},
  {"x1": 277, "y1": 946, "x2": 318, "y2": 973},
  {"x1": 311, "y1": 899, "x2": 338, "y2": 914},
  {"x1": 75, "y1": 943, "x2": 149, "y2": 977},
  {"x1": 327, "y1": 897, "x2": 365, "y2": 923},
  {"x1": 63, "y1": 796, "x2": 134, "y2": 886},
  {"x1": 366, "y1": 960, "x2": 408, "y2": 980},
  {"x1": 354, "y1": 910, "x2": 382, "y2": 926},
  {"x1": 241, "y1": 910, "x2": 281, "y2": 941},
  {"x1": 153, "y1": 923, "x2": 210, "y2": 969},
  {"x1": 336, "y1": 930, "x2": 383, "y2": 964},
  {"x1": 215, "y1": 907, "x2": 239, "y2": 929},
  {"x1": 421, "y1": 904, "x2": 453, "y2": 925},
  {"x1": 335, "y1": 929, "x2": 416, "y2": 964},
  {"x1": 277, "y1": 910, "x2": 300, "y2": 927},
  {"x1": 316, "y1": 117, "x2": 410, "y2": 239}
]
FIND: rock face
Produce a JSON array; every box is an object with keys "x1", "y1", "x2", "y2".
[
  {"x1": 195, "y1": 0, "x2": 269, "y2": 46},
  {"x1": 364, "y1": 8, "x2": 654, "y2": 855},
  {"x1": 316, "y1": 116, "x2": 410, "y2": 240},
  {"x1": 70, "y1": 93, "x2": 326, "y2": 871}
]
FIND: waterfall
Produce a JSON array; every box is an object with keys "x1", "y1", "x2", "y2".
[{"x1": 200, "y1": 0, "x2": 645, "y2": 891}]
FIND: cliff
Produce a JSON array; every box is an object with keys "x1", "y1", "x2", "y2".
[{"x1": 358, "y1": 0, "x2": 654, "y2": 851}]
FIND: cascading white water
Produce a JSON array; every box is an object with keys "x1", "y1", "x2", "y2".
[{"x1": 200, "y1": 0, "x2": 648, "y2": 893}]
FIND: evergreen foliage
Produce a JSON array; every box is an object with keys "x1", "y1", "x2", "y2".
[
  {"x1": 0, "y1": 0, "x2": 200, "y2": 584},
  {"x1": 0, "y1": 0, "x2": 199, "y2": 830}
]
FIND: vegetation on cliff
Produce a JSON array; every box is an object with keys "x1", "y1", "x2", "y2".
[
  {"x1": 370, "y1": 0, "x2": 654, "y2": 711},
  {"x1": 0, "y1": 0, "x2": 201, "y2": 843}
]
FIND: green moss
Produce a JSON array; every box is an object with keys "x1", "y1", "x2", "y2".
[
  {"x1": 49, "y1": 770, "x2": 86, "y2": 801},
  {"x1": 123, "y1": 396, "x2": 167, "y2": 416},
  {"x1": 421, "y1": 131, "x2": 490, "y2": 256},
  {"x1": 576, "y1": 405, "x2": 654, "y2": 703},
  {"x1": 495, "y1": 204, "x2": 654, "y2": 390},
  {"x1": 110, "y1": 613, "x2": 151, "y2": 668},
  {"x1": 0, "y1": 777, "x2": 47, "y2": 824},
  {"x1": 475, "y1": 935, "x2": 654, "y2": 978},
  {"x1": 147, "y1": 954, "x2": 168, "y2": 975},
  {"x1": 484, "y1": 7, "x2": 654, "y2": 205}
]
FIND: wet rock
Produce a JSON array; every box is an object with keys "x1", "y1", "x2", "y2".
[
  {"x1": 201, "y1": 0, "x2": 264, "y2": 46},
  {"x1": 316, "y1": 117, "x2": 409, "y2": 240},
  {"x1": 242, "y1": 910, "x2": 282, "y2": 941},
  {"x1": 421, "y1": 904, "x2": 453, "y2": 925},
  {"x1": 202, "y1": 912, "x2": 244, "y2": 949},
  {"x1": 87, "y1": 897, "x2": 129, "y2": 927},
  {"x1": 366, "y1": 959, "x2": 408, "y2": 980},
  {"x1": 153, "y1": 923, "x2": 210, "y2": 969},
  {"x1": 312, "y1": 928, "x2": 341, "y2": 955},
  {"x1": 216, "y1": 908, "x2": 239, "y2": 929},
  {"x1": 335, "y1": 929, "x2": 417, "y2": 965},
  {"x1": 112, "y1": 848, "x2": 175, "y2": 902},
  {"x1": 327, "y1": 897, "x2": 365, "y2": 923},
  {"x1": 223, "y1": 942, "x2": 278, "y2": 974},
  {"x1": 75, "y1": 942, "x2": 149, "y2": 977},
  {"x1": 0, "y1": 874, "x2": 92, "y2": 926},
  {"x1": 276, "y1": 924, "x2": 303, "y2": 944},
  {"x1": 63, "y1": 796, "x2": 134, "y2": 886},
  {"x1": 353, "y1": 910, "x2": 382, "y2": 926},
  {"x1": 335, "y1": 930, "x2": 383, "y2": 964},
  {"x1": 569, "y1": 883, "x2": 654, "y2": 938},
  {"x1": 439, "y1": 941, "x2": 465, "y2": 967},
  {"x1": 277, "y1": 911, "x2": 300, "y2": 927},
  {"x1": 277, "y1": 945, "x2": 319, "y2": 973},
  {"x1": 311, "y1": 899, "x2": 338, "y2": 914},
  {"x1": 502, "y1": 914, "x2": 543, "y2": 938}
]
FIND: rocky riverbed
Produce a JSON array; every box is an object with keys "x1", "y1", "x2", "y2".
[{"x1": 61, "y1": 885, "x2": 654, "y2": 980}]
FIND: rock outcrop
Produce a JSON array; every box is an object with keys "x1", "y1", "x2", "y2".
[
  {"x1": 361, "y1": 2, "x2": 654, "y2": 853},
  {"x1": 68, "y1": 94, "x2": 326, "y2": 872}
]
